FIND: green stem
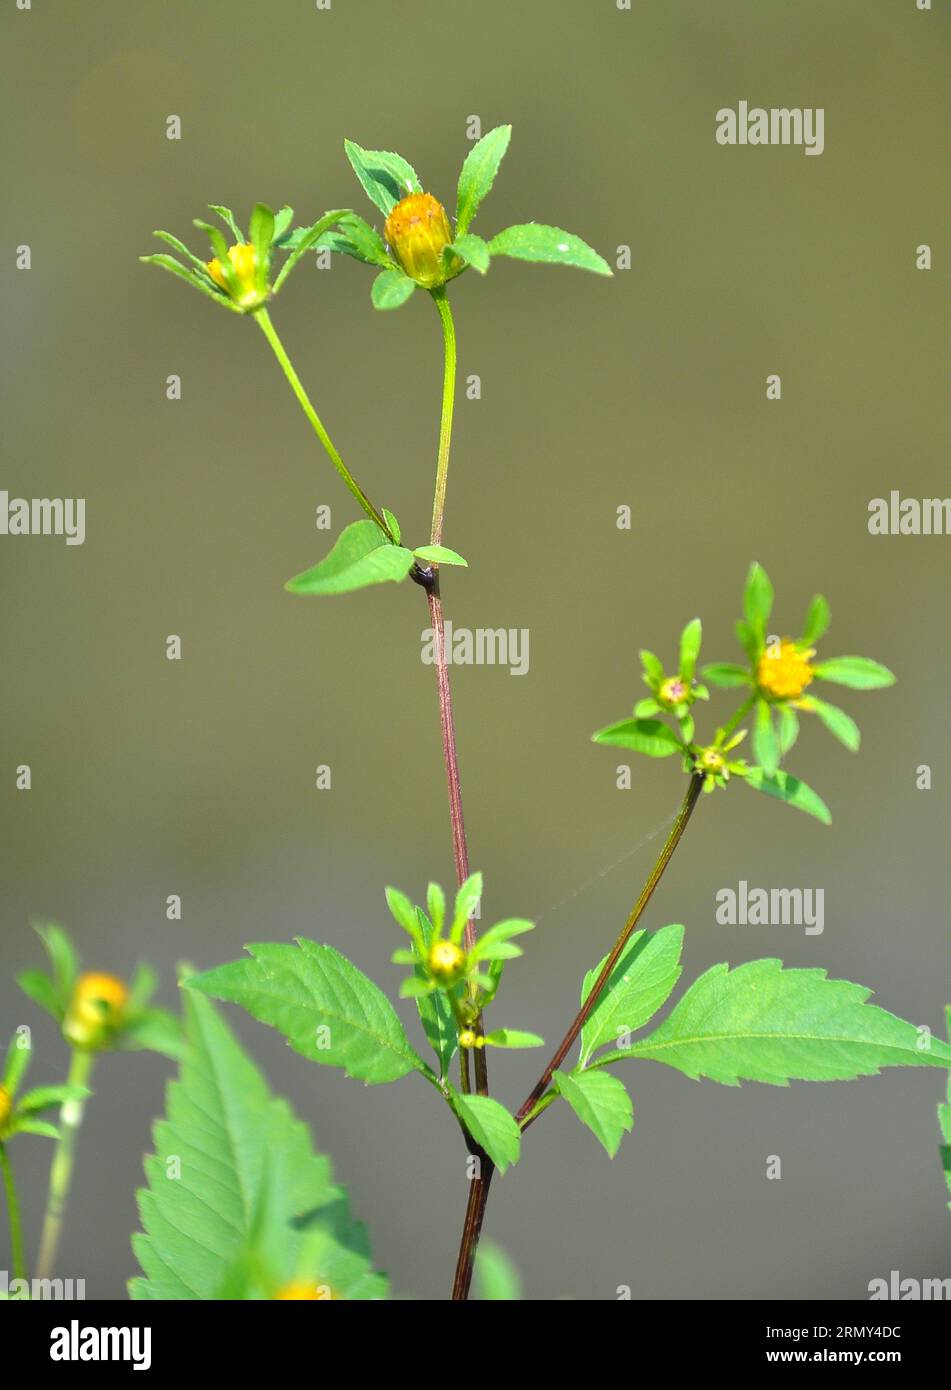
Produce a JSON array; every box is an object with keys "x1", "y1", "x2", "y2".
[
  {"x1": 253, "y1": 307, "x2": 394, "y2": 541},
  {"x1": 429, "y1": 289, "x2": 457, "y2": 547},
  {"x1": 721, "y1": 694, "x2": 756, "y2": 740},
  {"x1": 0, "y1": 1144, "x2": 27, "y2": 1284},
  {"x1": 36, "y1": 1049, "x2": 95, "y2": 1281}
]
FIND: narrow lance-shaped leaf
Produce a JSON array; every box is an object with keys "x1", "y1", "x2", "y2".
[
  {"x1": 741, "y1": 767, "x2": 831, "y2": 825},
  {"x1": 188, "y1": 940, "x2": 431, "y2": 1085},
  {"x1": 799, "y1": 695, "x2": 860, "y2": 752},
  {"x1": 592, "y1": 958, "x2": 951, "y2": 1085},
  {"x1": 812, "y1": 656, "x2": 896, "y2": 690},
  {"x1": 592, "y1": 718, "x2": 683, "y2": 757}
]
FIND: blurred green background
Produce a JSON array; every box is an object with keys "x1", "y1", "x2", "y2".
[{"x1": 2, "y1": 0, "x2": 949, "y2": 1300}]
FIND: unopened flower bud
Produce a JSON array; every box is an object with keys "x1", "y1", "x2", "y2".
[
  {"x1": 384, "y1": 193, "x2": 455, "y2": 289},
  {"x1": 63, "y1": 972, "x2": 128, "y2": 1050},
  {"x1": 427, "y1": 939, "x2": 467, "y2": 985},
  {"x1": 207, "y1": 242, "x2": 263, "y2": 309},
  {"x1": 0, "y1": 1085, "x2": 12, "y2": 1130}
]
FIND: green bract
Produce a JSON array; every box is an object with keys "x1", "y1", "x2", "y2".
[
  {"x1": 322, "y1": 126, "x2": 612, "y2": 308},
  {"x1": 141, "y1": 203, "x2": 349, "y2": 313},
  {"x1": 0, "y1": 1036, "x2": 90, "y2": 1144}
]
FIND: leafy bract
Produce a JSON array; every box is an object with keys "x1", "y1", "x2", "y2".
[
  {"x1": 131, "y1": 989, "x2": 386, "y2": 1300},
  {"x1": 285, "y1": 520, "x2": 415, "y2": 596},
  {"x1": 344, "y1": 140, "x2": 421, "y2": 216},
  {"x1": 456, "y1": 125, "x2": 511, "y2": 237},
  {"x1": 452, "y1": 1093, "x2": 521, "y2": 1173},
  {"x1": 371, "y1": 269, "x2": 415, "y2": 310},
  {"x1": 593, "y1": 959, "x2": 951, "y2": 1085},
  {"x1": 474, "y1": 1240, "x2": 522, "y2": 1300},
  {"x1": 579, "y1": 925, "x2": 684, "y2": 1066},
  {"x1": 554, "y1": 1069, "x2": 633, "y2": 1158},
  {"x1": 188, "y1": 941, "x2": 430, "y2": 1085},
  {"x1": 488, "y1": 224, "x2": 611, "y2": 275}
]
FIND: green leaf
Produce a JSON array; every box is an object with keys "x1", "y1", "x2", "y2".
[
  {"x1": 248, "y1": 202, "x2": 275, "y2": 292},
  {"x1": 488, "y1": 223, "x2": 611, "y2": 275},
  {"x1": 468, "y1": 918, "x2": 534, "y2": 964},
  {"x1": 640, "y1": 649, "x2": 664, "y2": 685},
  {"x1": 742, "y1": 767, "x2": 831, "y2": 824},
  {"x1": 482, "y1": 1029, "x2": 544, "y2": 1049},
  {"x1": 33, "y1": 923, "x2": 79, "y2": 1010},
  {"x1": 702, "y1": 663, "x2": 751, "y2": 688},
  {"x1": 474, "y1": 1239, "x2": 522, "y2": 1300},
  {"x1": 743, "y1": 562, "x2": 774, "y2": 638},
  {"x1": 679, "y1": 618, "x2": 702, "y2": 681},
  {"x1": 16, "y1": 1084, "x2": 90, "y2": 1115},
  {"x1": 187, "y1": 940, "x2": 430, "y2": 1085},
  {"x1": 634, "y1": 697, "x2": 660, "y2": 716},
  {"x1": 940, "y1": 1006, "x2": 951, "y2": 1209},
  {"x1": 412, "y1": 544, "x2": 468, "y2": 567},
  {"x1": 776, "y1": 704, "x2": 799, "y2": 756},
  {"x1": 323, "y1": 212, "x2": 393, "y2": 268},
  {"x1": 382, "y1": 508, "x2": 401, "y2": 544},
  {"x1": 16, "y1": 969, "x2": 61, "y2": 1020},
  {"x1": 14, "y1": 1118, "x2": 59, "y2": 1140},
  {"x1": 413, "y1": 909, "x2": 457, "y2": 1080},
  {"x1": 591, "y1": 718, "x2": 683, "y2": 757},
  {"x1": 272, "y1": 209, "x2": 349, "y2": 294},
  {"x1": 753, "y1": 699, "x2": 779, "y2": 774},
  {"x1": 384, "y1": 886, "x2": 422, "y2": 942},
  {"x1": 285, "y1": 520, "x2": 415, "y2": 596},
  {"x1": 344, "y1": 140, "x2": 421, "y2": 216},
  {"x1": 593, "y1": 958, "x2": 951, "y2": 1085},
  {"x1": 140, "y1": 253, "x2": 240, "y2": 310},
  {"x1": 553, "y1": 1069, "x2": 633, "y2": 1158},
  {"x1": 801, "y1": 594, "x2": 831, "y2": 646},
  {"x1": 128, "y1": 962, "x2": 158, "y2": 1014},
  {"x1": 2, "y1": 1037, "x2": 32, "y2": 1093},
  {"x1": 116, "y1": 1008, "x2": 184, "y2": 1060},
  {"x1": 272, "y1": 205, "x2": 293, "y2": 243},
  {"x1": 452, "y1": 1093, "x2": 521, "y2": 1173},
  {"x1": 456, "y1": 125, "x2": 512, "y2": 235},
  {"x1": 371, "y1": 268, "x2": 415, "y2": 310},
  {"x1": 207, "y1": 205, "x2": 244, "y2": 242},
  {"x1": 799, "y1": 696, "x2": 860, "y2": 752},
  {"x1": 130, "y1": 989, "x2": 386, "y2": 1300},
  {"x1": 449, "y1": 872, "x2": 484, "y2": 943},
  {"x1": 450, "y1": 233, "x2": 491, "y2": 274},
  {"x1": 812, "y1": 656, "x2": 896, "y2": 690},
  {"x1": 580, "y1": 925, "x2": 684, "y2": 1066}
]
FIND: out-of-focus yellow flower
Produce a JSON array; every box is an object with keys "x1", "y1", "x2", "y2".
[
  {"x1": 275, "y1": 1279, "x2": 340, "y2": 1300},
  {"x1": 757, "y1": 640, "x2": 815, "y2": 700},
  {"x1": 207, "y1": 242, "x2": 260, "y2": 308},
  {"x1": 384, "y1": 193, "x2": 454, "y2": 289},
  {"x1": 0, "y1": 1085, "x2": 12, "y2": 1130},
  {"x1": 63, "y1": 972, "x2": 129, "y2": 1050}
]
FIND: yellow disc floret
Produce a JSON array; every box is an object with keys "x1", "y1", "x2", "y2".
[
  {"x1": 427, "y1": 939, "x2": 467, "y2": 985},
  {"x1": 384, "y1": 193, "x2": 454, "y2": 289},
  {"x1": 757, "y1": 640, "x2": 815, "y2": 700},
  {"x1": 0, "y1": 1085, "x2": 12, "y2": 1131},
  {"x1": 658, "y1": 676, "x2": 688, "y2": 707},
  {"x1": 275, "y1": 1279, "x2": 340, "y2": 1300},
  {"x1": 697, "y1": 747, "x2": 726, "y2": 775},
  {"x1": 63, "y1": 972, "x2": 129, "y2": 1050},
  {"x1": 206, "y1": 242, "x2": 261, "y2": 307}
]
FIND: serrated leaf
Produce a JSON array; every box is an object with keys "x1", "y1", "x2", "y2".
[
  {"x1": 325, "y1": 212, "x2": 394, "y2": 268},
  {"x1": 488, "y1": 223, "x2": 611, "y2": 275},
  {"x1": 593, "y1": 959, "x2": 951, "y2": 1085},
  {"x1": 187, "y1": 941, "x2": 430, "y2": 1085},
  {"x1": 450, "y1": 233, "x2": 491, "y2": 273},
  {"x1": 207, "y1": 204, "x2": 244, "y2": 242},
  {"x1": 580, "y1": 925, "x2": 684, "y2": 1066},
  {"x1": 272, "y1": 209, "x2": 349, "y2": 294},
  {"x1": 456, "y1": 125, "x2": 511, "y2": 236},
  {"x1": 344, "y1": 140, "x2": 422, "y2": 216},
  {"x1": 285, "y1": 519, "x2": 415, "y2": 596},
  {"x1": 371, "y1": 269, "x2": 415, "y2": 310},
  {"x1": 591, "y1": 718, "x2": 683, "y2": 757},
  {"x1": 130, "y1": 989, "x2": 386, "y2": 1300},
  {"x1": 452, "y1": 1093, "x2": 521, "y2": 1173},
  {"x1": 554, "y1": 1069, "x2": 633, "y2": 1158},
  {"x1": 812, "y1": 656, "x2": 896, "y2": 690},
  {"x1": 742, "y1": 767, "x2": 831, "y2": 824}
]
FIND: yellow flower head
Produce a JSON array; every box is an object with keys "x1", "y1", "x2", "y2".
[
  {"x1": 64, "y1": 972, "x2": 129, "y2": 1050},
  {"x1": 207, "y1": 242, "x2": 260, "y2": 307},
  {"x1": 659, "y1": 676, "x2": 688, "y2": 707},
  {"x1": 697, "y1": 747, "x2": 726, "y2": 775},
  {"x1": 275, "y1": 1280, "x2": 340, "y2": 1300},
  {"x1": 384, "y1": 193, "x2": 454, "y2": 289},
  {"x1": 0, "y1": 1085, "x2": 12, "y2": 1130},
  {"x1": 757, "y1": 640, "x2": 815, "y2": 700},
  {"x1": 427, "y1": 939, "x2": 466, "y2": 985}
]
